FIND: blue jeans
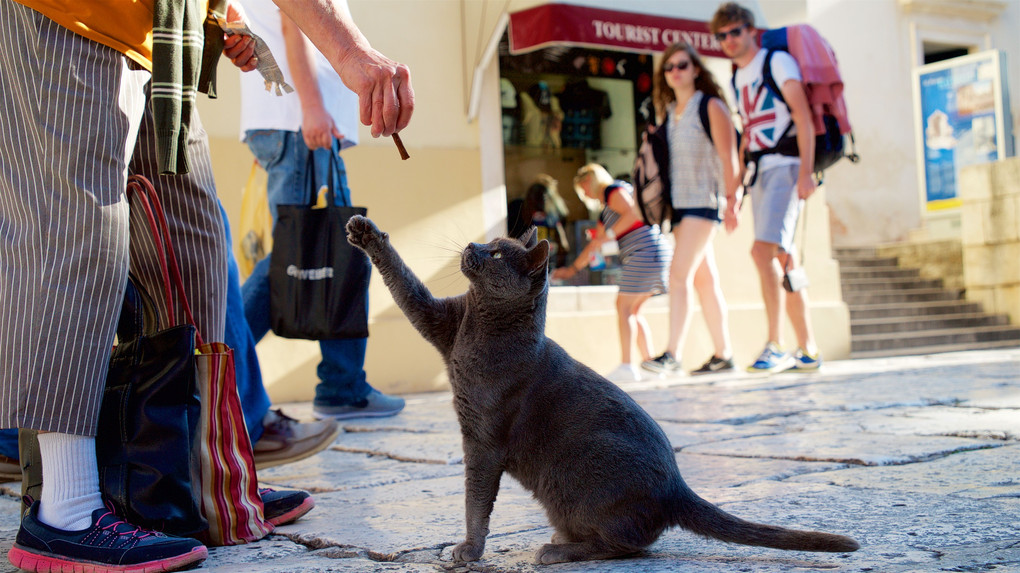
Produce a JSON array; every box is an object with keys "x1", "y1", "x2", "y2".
[
  {"x1": 0, "y1": 428, "x2": 15, "y2": 459},
  {"x1": 220, "y1": 202, "x2": 272, "y2": 442},
  {"x1": 243, "y1": 130, "x2": 371, "y2": 407}
]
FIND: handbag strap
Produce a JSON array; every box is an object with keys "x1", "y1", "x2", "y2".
[
  {"x1": 125, "y1": 175, "x2": 205, "y2": 347},
  {"x1": 303, "y1": 140, "x2": 344, "y2": 208}
]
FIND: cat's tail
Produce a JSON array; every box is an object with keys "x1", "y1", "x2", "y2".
[{"x1": 671, "y1": 488, "x2": 859, "y2": 553}]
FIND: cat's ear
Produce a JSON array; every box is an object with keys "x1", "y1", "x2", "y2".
[
  {"x1": 518, "y1": 226, "x2": 538, "y2": 249},
  {"x1": 527, "y1": 239, "x2": 550, "y2": 276}
]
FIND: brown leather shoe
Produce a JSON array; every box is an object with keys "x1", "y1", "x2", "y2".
[{"x1": 253, "y1": 409, "x2": 340, "y2": 470}]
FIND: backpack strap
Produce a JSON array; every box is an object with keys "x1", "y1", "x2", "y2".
[
  {"x1": 762, "y1": 48, "x2": 795, "y2": 141},
  {"x1": 698, "y1": 94, "x2": 714, "y2": 143},
  {"x1": 761, "y1": 49, "x2": 786, "y2": 107}
]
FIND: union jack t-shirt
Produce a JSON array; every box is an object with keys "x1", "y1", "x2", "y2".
[{"x1": 734, "y1": 48, "x2": 802, "y2": 171}]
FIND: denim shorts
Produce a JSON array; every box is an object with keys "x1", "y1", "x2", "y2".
[
  {"x1": 750, "y1": 163, "x2": 802, "y2": 252},
  {"x1": 671, "y1": 206, "x2": 722, "y2": 225}
]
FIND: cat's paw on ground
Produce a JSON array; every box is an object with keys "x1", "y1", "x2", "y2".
[
  {"x1": 346, "y1": 214, "x2": 385, "y2": 250},
  {"x1": 451, "y1": 539, "x2": 484, "y2": 562}
]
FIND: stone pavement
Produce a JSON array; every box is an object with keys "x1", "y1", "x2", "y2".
[{"x1": 1, "y1": 348, "x2": 1018, "y2": 572}]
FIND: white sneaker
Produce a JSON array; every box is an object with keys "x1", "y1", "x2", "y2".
[{"x1": 604, "y1": 363, "x2": 642, "y2": 383}]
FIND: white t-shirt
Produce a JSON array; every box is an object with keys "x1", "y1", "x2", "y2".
[
  {"x1": 734, "y1": 48, "x2": 801, "y2": 172},
  {"x1": 238, "y1": 0, "x2": 359, "y2": 149}
]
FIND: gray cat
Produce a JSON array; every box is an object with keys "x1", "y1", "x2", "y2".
[{"x1": 345, "y1": 215, "x2": 859, "y2": 564}]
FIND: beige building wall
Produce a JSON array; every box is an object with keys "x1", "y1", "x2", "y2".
[
  {"x1": 199, "y1": 0, "x2": 849, "y2": 402},
  {"x1": 808, "y1": 0, "x2": 1019, "y2": 246},
  {"x1": 959, "y1": 157, "x2": 1020, "y2": 323}
]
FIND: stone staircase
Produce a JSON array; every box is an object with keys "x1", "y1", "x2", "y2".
[{"x1": 834, "y1": 247, "x2": 1020, "y2": 358}]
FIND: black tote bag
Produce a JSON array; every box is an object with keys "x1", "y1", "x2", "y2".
[
  {"x1": 98, "y1": 273, "x2": 206, "y2": 536},
  {"x1": 19, "y1": 274, "x2": 206, "y2": 537},
  {"x1": 269, "y1": 149, "x2": 371, "y2": 339}
]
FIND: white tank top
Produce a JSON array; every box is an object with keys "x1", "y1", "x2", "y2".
[{"x1": 667, "y1": 91, "x2": 723, "y2": 210}]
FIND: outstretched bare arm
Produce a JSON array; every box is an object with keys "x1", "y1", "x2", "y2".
[{"x1": 271, "y1": 0, "x2": 413, "y2": 138}]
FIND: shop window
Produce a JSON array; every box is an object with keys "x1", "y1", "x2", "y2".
[{"x1": 499, "y1": 36, "x2": 655, "y2": 286}]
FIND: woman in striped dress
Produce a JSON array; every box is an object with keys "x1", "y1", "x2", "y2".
[
  {"x1": 641, "y1": 42, "x2": 742, "y2": 377},
  {"x1": 552, "y1": 163, "x2": 671, "y2": 382}
]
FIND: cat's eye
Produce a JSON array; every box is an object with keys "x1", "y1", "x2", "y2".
[{"x1": 492, "y1": 251, "x2": 503, "y2": 259}]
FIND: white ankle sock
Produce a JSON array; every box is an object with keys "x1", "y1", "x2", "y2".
[{"x1": 37, "y1": 432, "x2": 105, "y2": 531}]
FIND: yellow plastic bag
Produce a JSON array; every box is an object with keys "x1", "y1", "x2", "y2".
[{"x1": 235, "y1": 161, "x2": 273, "y2": 280}]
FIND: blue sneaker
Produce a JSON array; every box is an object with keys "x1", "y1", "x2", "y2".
[
  {"x1": 747, "y1": 342, "x2": 795, "y2": 373},
  {"x1": 9, "y1": 501, "x2": 207, "y2": 573},
  {"x1": 313, "y1": 389, "x2": 405, "y2": 420},
  {"x1": 792, "y1": 348, "x2": 822, "y2": 371}
]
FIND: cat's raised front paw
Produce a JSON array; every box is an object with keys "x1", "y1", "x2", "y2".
[
  {"x1": 451, "y1": 539, "x2": 484, "y2": 562},
  {"x1": 346, "y1": 214, "x2": 384, "y2": 251}
]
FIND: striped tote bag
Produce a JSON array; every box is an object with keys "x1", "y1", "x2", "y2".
[{"x1": 128, "y1": 175, "x2": 273, "y2": 545}]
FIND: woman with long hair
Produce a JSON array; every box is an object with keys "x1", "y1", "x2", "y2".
[
  {"x1": 642, "y1": 42, "x2": 743, "y2": 376},
  {"x1": 553, "y1": 163, "x2": 670, "y2": 382}
]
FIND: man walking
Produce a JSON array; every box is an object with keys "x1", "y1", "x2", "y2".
[{"x1": 710, "y1": 2, "x2": 821, "y2": 372}]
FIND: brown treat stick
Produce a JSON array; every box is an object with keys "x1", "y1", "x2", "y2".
[{"x1": 392, "y1": 133, "x2": 410, "y2": 160}]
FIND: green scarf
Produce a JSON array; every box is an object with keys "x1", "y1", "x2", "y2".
[{"x1": 151, "y1": 0, "x2": 227, "y2": 175}]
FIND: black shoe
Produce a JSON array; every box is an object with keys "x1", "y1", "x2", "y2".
[
  {"x1": 260, "y1": 488, "x2": 315, "y2": 527},
  {"x1": 641, "y1": 352, "x2": 681, "y2": 374},
  {"x1": 691, "y1": 355, "x2": 736, "y2": 375},
  {"x1": 8, "y1": 501, "x2": 207, "y2": 573}
]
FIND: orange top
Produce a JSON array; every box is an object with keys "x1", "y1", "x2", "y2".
[{"x1": 15, "y1": 0, "x2": 211, "y2": 72}]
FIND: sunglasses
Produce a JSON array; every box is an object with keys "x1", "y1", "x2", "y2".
[
  {"x1": 663, "y1": 60, "x2": 691, "y2": 73},
  {"x1": 714, "y1": 25, "x2": 747, "y2": 42}
]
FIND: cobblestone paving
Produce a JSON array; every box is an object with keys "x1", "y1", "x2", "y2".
[{"x1": 1, "y1": 348, "x2": 1017, "y2": 572}]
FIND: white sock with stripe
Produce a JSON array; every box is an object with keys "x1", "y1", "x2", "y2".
[{"x1": 37, "y1": 432, "x2": 105, "y2": 531}]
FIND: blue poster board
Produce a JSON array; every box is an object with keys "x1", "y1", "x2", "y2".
[{"x1": 916, "y1": 51, "x2": 1013, "y2": 211}]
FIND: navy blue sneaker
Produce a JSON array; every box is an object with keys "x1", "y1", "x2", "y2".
[
  {"x1": 260, "y1": 488, "x2": 315, "y2": 527},
  {"x1": 8, "y1": 501, "x2": 207, "y2": 573}
]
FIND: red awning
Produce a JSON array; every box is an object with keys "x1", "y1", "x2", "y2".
[{"x1": 508, "y1": 3, "x2": 725, "y2": 58}]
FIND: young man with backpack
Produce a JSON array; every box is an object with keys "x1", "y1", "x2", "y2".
[{"x1": 710, "y1": 2, "x2": 821, "y2": 372}]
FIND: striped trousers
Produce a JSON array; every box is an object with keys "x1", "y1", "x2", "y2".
[{"x1": 0, "y1": 0, "x2": 227, "y2": 435}]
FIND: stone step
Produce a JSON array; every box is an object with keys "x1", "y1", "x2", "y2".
[
  {"x1": 841, "y1": 276, "x2": 944, "y2": 292},
  {"x1": 833, "y1": 256, "x2": 899, "y2": 268},
  {"x1": 840, "y1": 267, "x2": 921, "y2": 281},
  {"x1": 850, "y1": 313, "x2": 1010, "y2": 335},
  {"x1": 833, "y1": 246, "x2": 877, "y2": 259},
  {"x1": 850, "y1": 325, "x2": 1020, "y2": 353},
  {"x1": 849, "y1": 300, "x2": 984, "y2": 320},
  {"x1": 843, "y1": 288, "x2": 962, "y2": 306},
  {"x1": 850, "y1": 338, "x2": 1020, "y2": 359}
]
